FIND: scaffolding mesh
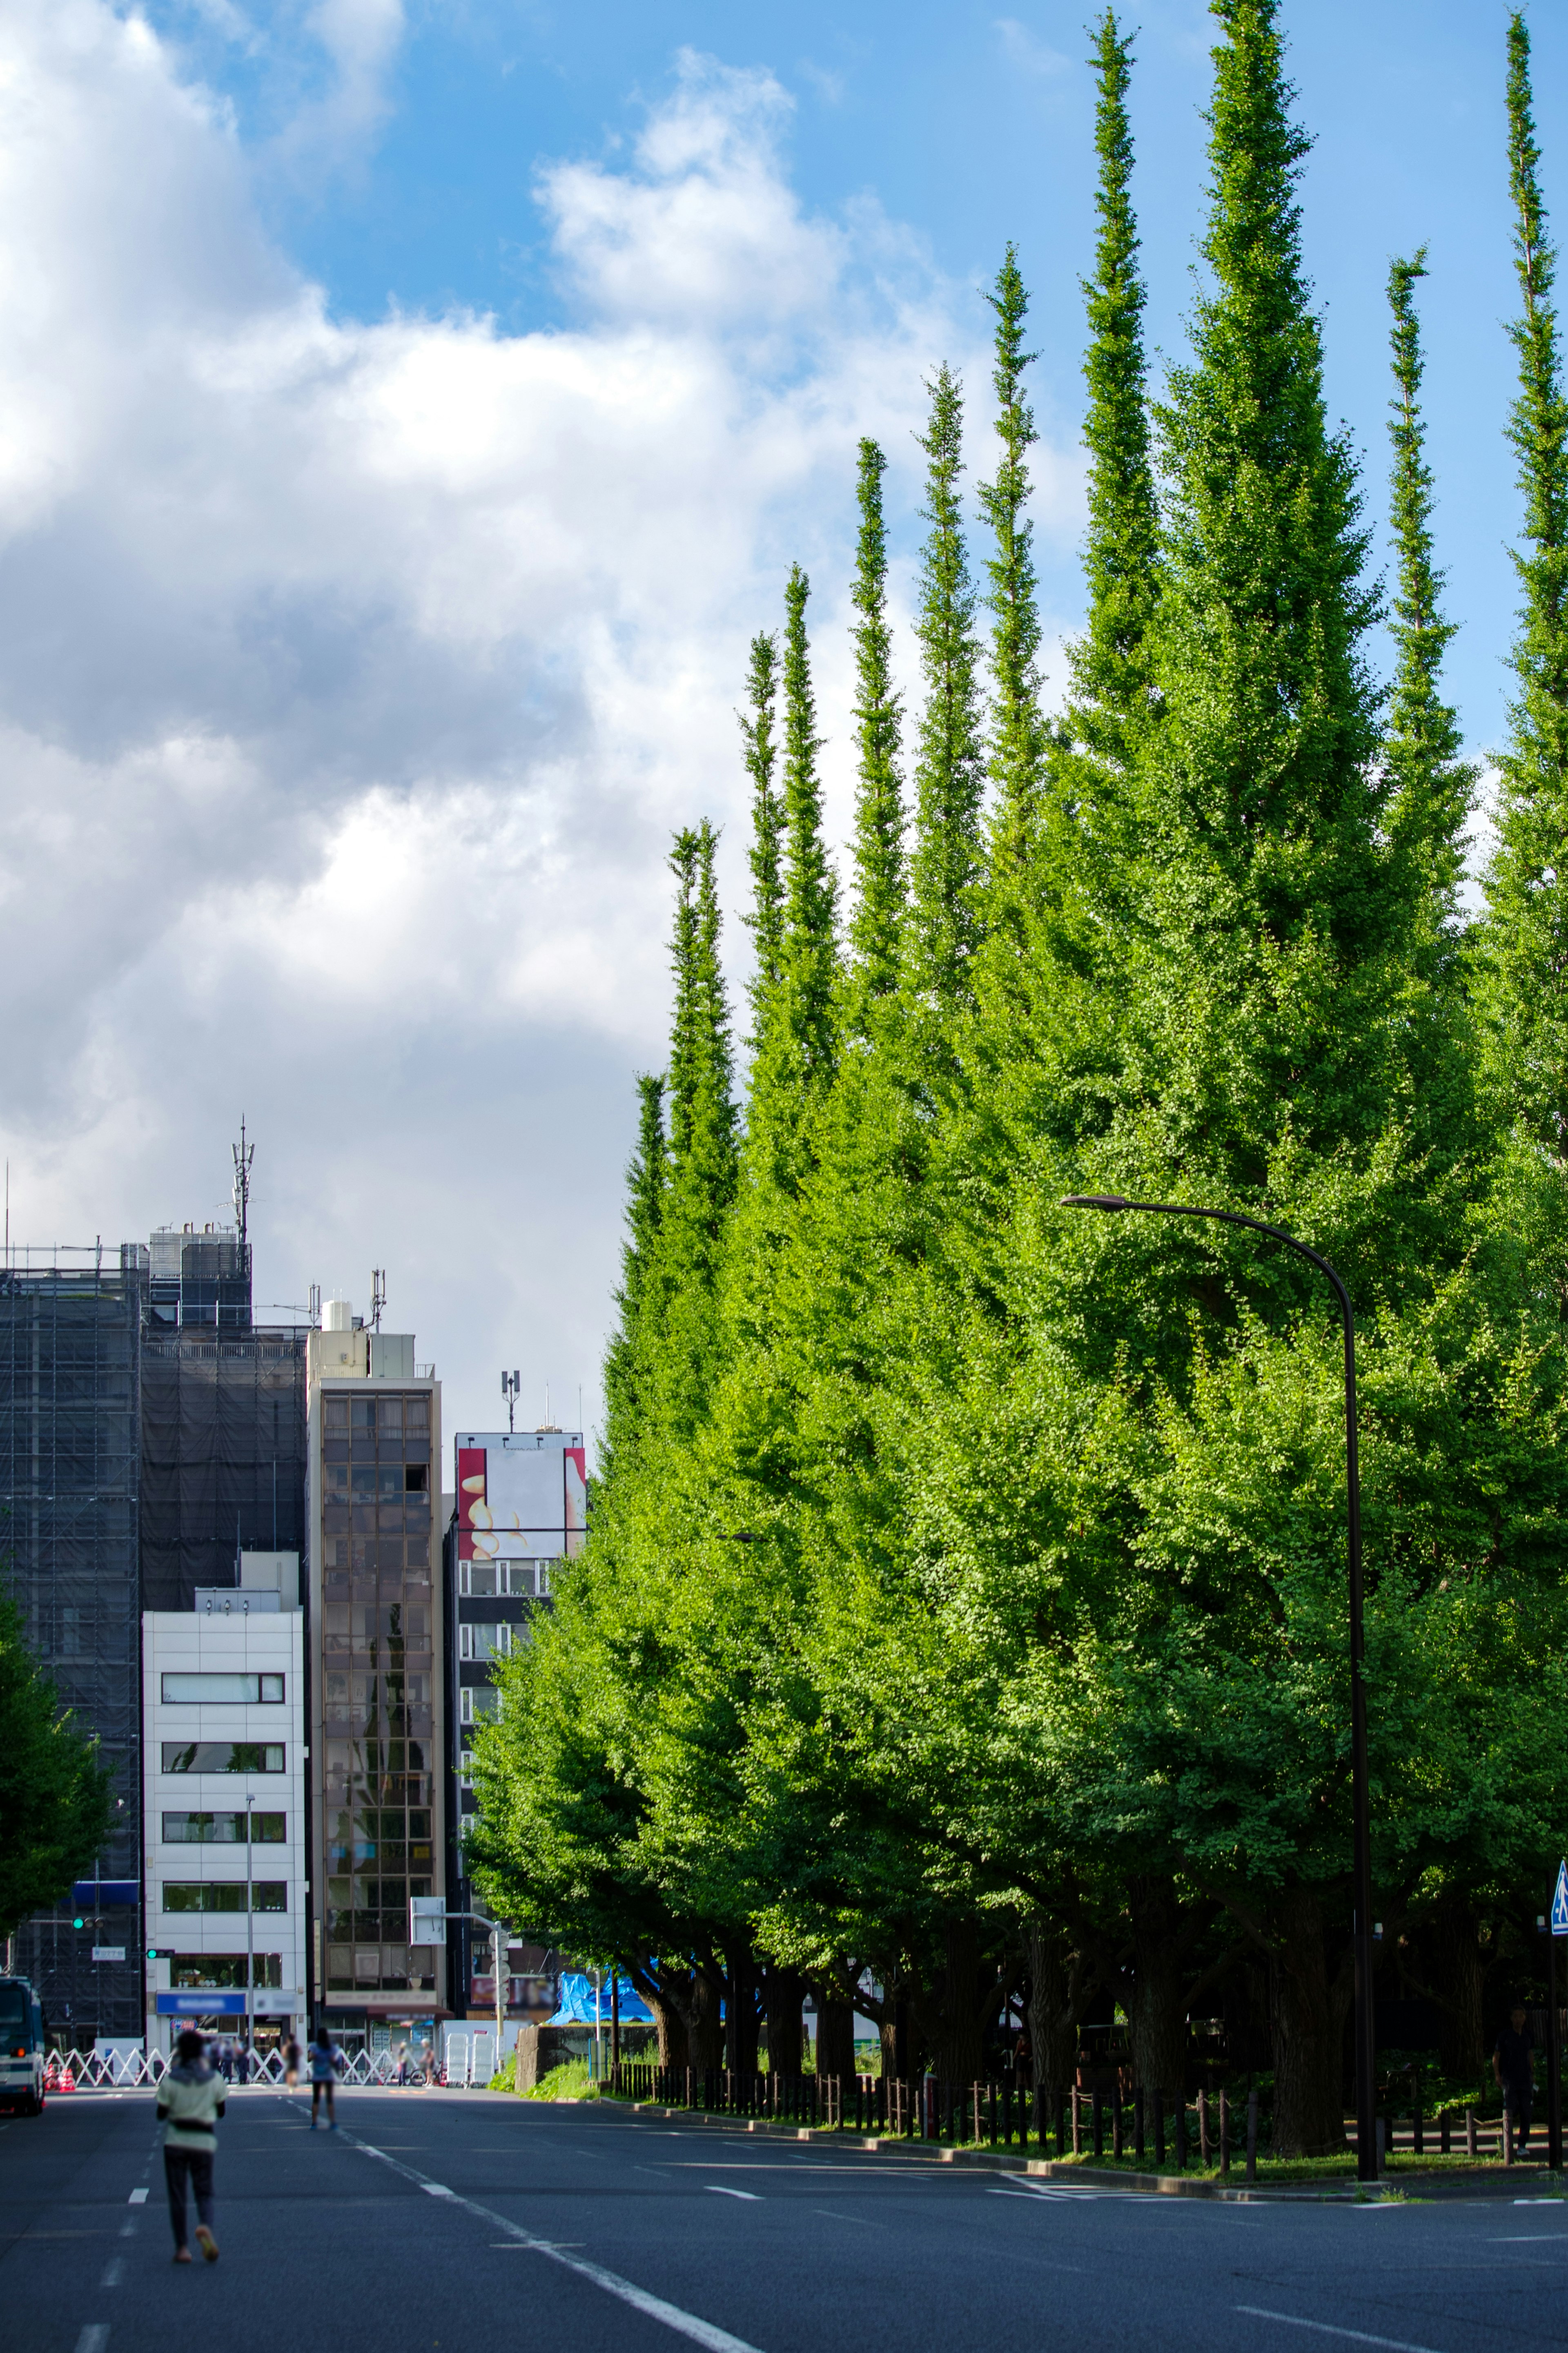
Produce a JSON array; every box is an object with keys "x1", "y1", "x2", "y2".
[
  {"x1": 140, "y1": 1332, "x2": 307, "y2": 1610},
  {"x1": 0, "y1": 1248, "x2": 144, "y2": 2040}
]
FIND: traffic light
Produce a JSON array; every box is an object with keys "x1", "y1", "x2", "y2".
[{"x1": 72, "y1": 1916, "x2": 85, "y2": 1930}]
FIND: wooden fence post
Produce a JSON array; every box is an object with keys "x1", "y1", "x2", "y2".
[
  {"x1": 1219, "y1": 2087, "x2": 1230, "y2": 2176},
  {"x1": 1246, "y1": 2089, "x2": 1258, "y2": 2182}
]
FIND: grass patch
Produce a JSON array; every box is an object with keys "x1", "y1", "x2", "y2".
[{"x1": 524, "y1": 2056, "x2": 603, "y2": 2102}]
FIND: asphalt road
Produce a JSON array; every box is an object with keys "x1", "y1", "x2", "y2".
[{"x1": 5, "y1": 2084, "x2": 1568, "y2": 2353}]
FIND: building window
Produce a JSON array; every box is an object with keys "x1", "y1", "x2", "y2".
[
  {"x1": 458, "y1": 1622, "x2": 510, "y2": 1663},
  {"x1": 160, "y1": 1673, "x2": 285, "y2": 1704},
  {"x1": 459, "y1": 1560, "x2": 550, "y2": 1598},
  {"x1": 170, "y1": 1954, "x2": 283, "y2": 1990},
  {"x1": 161, "y1": 1812, "x2": 286, "y2": 1844},
  {"x1": 163, "y1": 1882, "x2": 288, "y2": 1914},
  {"x1": 161, "y1": 1742, "x2": 285, "y2": 1773},
  {"x1": 459, "y1": 1686, "x2": 499, "y2": 1726}
]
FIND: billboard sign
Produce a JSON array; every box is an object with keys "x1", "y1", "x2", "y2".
[{"x1": 457, "y1": 1433, "x2": 587, "y2": 1563}]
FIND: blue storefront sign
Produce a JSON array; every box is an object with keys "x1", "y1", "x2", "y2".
[{"x1": 156, "y1": 1992, "x2": 244, "y2": 2017}]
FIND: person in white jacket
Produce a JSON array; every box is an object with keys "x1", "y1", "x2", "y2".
[{"x1": 156, "y1": 2030, "x2": 225, "y2": 2263}]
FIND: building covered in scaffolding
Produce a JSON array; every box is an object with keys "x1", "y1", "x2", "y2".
[
  {"x1": 0, "y1": 1137, "x2": 316, "y2": 2047},
  {"x1": 0, "y1": 1244, "x2": 147, "y2": 2042}
]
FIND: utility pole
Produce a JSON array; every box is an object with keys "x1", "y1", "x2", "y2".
[{"x1": 245, "y1": 1793, "x2": 255, "y2": 2070}]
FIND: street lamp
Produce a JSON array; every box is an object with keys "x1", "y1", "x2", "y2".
[{"x1": 1062, "y1": 1193, "x2": 1378, "y2": 2183}]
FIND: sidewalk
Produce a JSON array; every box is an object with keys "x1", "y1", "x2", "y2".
[{"x1": 615, "y1": 2097, "x2": 1568, "y2": 2202}]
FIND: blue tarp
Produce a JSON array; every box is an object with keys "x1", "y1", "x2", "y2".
[{"x1": 547, "y1": 1972, "x2": 655, "y2": 2026}]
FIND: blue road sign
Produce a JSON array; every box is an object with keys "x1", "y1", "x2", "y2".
[{"x1": 1552, "y1": 1859, "x2": 1568, "y2": 1936}]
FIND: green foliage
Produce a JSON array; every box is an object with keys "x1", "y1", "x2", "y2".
[
  {"x1": 848, "y1": 439, "x2": 906, "y2": 1002},
  {"x1": 0, "y1": 1582, "x2": 115, "y2": 1938},
  {"x1": 473, "y1": 0, "x2": 1568, "y2": 2162},
  {"x1": 1479, "y1": 11, "x2": 1568, "y2": 1155},
  {"x1": 908, "y1": 366, "x2": 986, "y2": 1008}
]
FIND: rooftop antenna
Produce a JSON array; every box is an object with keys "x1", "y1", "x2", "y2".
[
  {"x1": 502, "y1": 1369, "x2": 520, "y2": 1434},
  {"x1": 308, "y1": 1282, "x2": 321, "y2": 1328},
  {"x1": 370, "y1": 1270, "x2": 386, "y2": 1333},
  {"x1": 232, "y1": 1119, "x2": 254, "y2": 1252}
]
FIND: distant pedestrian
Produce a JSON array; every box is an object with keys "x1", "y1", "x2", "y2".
[
  {"x1": 421, "y1": 2044, "x2": 437, "y2": 2088},
  {"x1": 283, "y1": 2033, "x2": 302, "y2": 2090},
  {"x1": 396, "y1": 2042, "x2": 409, "y2": 2087},
  {"x1": 1494, "y1": 2003, "x2": 1537, "y2": 2152},
  {"x1": 309, "y1": 2024, "x2": 342, "y2": 2130},
  {"x1": 156, "y1": 2029, "x2": 224, "y2": 2264}
]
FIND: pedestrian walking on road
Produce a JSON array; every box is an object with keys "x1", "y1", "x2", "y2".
[
  {"x1": 396, "y1": 2042, "x2": 409, "y2": 2087},
  {"x1": 1494, "y1": 2003, "x2": 1537, "y2": 2152},
  {"x1": 283, "y1": 2032, "x2": 301, "y2": 2090},
  {"x1": 309, "y1": 2024, "x2": 342, "y2": 2130},
  {"x1": 156, "y1": 2029, "x2": 224, "y2": 2264},
  {"x1": 421, "y1": 2044, "x2": 437, "y2": 2088}
]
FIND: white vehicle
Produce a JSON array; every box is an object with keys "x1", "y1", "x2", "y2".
[{"x1": 0, "y1": 1978, "x2": 46, "y2": 2116}]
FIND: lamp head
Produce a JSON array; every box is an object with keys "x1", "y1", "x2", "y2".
[{"x1": 1061, "y1": 1194, "x2": 1130, "y2": 1212}]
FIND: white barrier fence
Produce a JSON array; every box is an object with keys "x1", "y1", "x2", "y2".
[{"x1": 43, "y1": 2041, "x2": 497, "y2": 2091}]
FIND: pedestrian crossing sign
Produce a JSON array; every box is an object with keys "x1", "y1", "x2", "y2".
[{"x1": 1553, "y1": 1860, "x2": 1568, "y2": 1936}]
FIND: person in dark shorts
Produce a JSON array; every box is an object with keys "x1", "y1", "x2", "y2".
[
  {"x1": 1494, "y1": 2003, "x2": 1537, "y2": 2152},
  {"x1": 309, "y1": 2024, "x2": 342, "y2": 2129},
  {"x1": 156, "y1": 2029, "x2": 225, "y2": 2263}
]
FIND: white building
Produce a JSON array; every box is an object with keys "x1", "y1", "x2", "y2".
[{"x1": 141, "y1": 1558, "x2": 307, "y2": 2055}]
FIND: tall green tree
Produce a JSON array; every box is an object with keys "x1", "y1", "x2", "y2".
[
  {"x1": 1068, "y1": 10, "x2": 1159, "y2": 769},
  {"x1": 780, "y1": 564, "x2": 839, "y2": 1084},
  {"x1": 652, "y1": 820, "x2": 738, "y2": 1432},
  {"x1": 739, "y1": 633, "x2": 785, "y2": 1045},
  {"x1": 1480, "y1": 11, "x2": 1568, "y2": 1157},
  {"x1": 979, "y1": 246, "x2": 1047, "y2": 881},
  {"x1": 848, "y1": 439, "x2": 906, "y2": 1001},
  {"x1": 907, "y1": 367, "x2": 986, "y2": 1008},
  {"x1": 0, "y1": 1586, "x2": 114, "y2": 1938},
  {"x1": 600, "y1": 1073, "x2": 667, "y2": 1460},
  {"x1": 1384, "y1": 250, "x2": 1474, "y2": 946}
]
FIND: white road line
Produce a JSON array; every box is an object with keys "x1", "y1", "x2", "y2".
[
  {"x1": 74, "y1": 2329, "x2": 109, "y2": 2353},
  {"x1": 422, "y1": 2183, "x2": 454, "y2": 2197},
  {"x1": 100, "y1": 2260, "x2": 123, "y2": 2288},
  {"x1": 127, "y1": 2190, "x2": 147, "y2": 2205},
  {"x1": 1235, "y1": 2306, "x2": 1445, "y2": 2353},
  {"x1": 706, "y1": 2187, "x2": 761, "y2": 2201},
  {"x1": 342, "y1": 2128, "x2": 762, "y2": 2353}
]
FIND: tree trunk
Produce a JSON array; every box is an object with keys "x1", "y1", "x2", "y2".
[
  {"x1": 1127, "y1": 1873, "x2": 1190, "y2": 2097},
  {"x1": 1025, "y1": 1915, "x2": 1080, "y2": 2095},
  {"x1": 930, "y1": 1918, "x2": 985, "y2": 2083},
  {"x1": 686, "y1": 1969, "x2": 723, "y2": 2073},
  {"x1": 815, "y1": 1993, "x2": 855, "y2": 2082},
  {"x1": 1268, "y1": 1889, "x2": 1348, "y2": 2157},
  {"x1": 645, "y1": 1988, "x2": 688, "y2": 2070},
  {"x1": 1433, "y1": 1906, "x2": 1488, "y2": 2083},
  {"x1": 765, "y1": 1965, "x2": 804, "y2": 2075},
  {"x1": 726, "y1": 1946, "x2": 760, "y2": 2077}
]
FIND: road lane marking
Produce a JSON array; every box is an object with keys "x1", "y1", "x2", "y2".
[
  {"x1": 127, "y1": 2190, "x2": 147, "y2": 2205},
  {"x1": 706, "y1": 2187, "x2": 760, "y2": 2201},
  {"x1": 100, "y1": 2260, "x2": 123, "y2": 2288},
  {"x1": 336, "y1": 2122, "x2": 763, "y2": 2353},
  {"x1": 74, "y1": 2330, "x2": 109, "y2": 2353},
  {"x1": 1234, "y1": 2308, "x2": 1444, "y2": 2353},
  {"x1": 423, "y1": 2184, "x2": 454, "y2": 2197}
]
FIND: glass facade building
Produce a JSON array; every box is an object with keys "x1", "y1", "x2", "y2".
[{"x1": 307, "y1": 1316, "x2": 445, "y2": 2033}]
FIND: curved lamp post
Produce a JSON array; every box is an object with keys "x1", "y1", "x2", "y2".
[{"x1": 1062, "y1": 1193, "x2": 1377, "y2": 2183}]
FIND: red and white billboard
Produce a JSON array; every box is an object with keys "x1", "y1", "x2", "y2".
[{"x1": 456, "y1": 1433, "x2": 587, "y2": 1562}]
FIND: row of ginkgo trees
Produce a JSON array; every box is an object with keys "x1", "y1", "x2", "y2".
[{"x1": 470, "y1": 2, "x2": 1568, "y2": 2157}]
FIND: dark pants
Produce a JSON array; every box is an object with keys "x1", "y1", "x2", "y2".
[
  {"x1": 1504, "y1": 2081, "x2": 1534, "y2": 2148},
  {"x1": 164, "y1": 2146, "x2": 214, "y2": 2250}
]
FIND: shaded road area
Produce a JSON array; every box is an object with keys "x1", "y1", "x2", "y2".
[{"x1": 5, "y1": 2085, "x2": 1568, "y2": 2353}]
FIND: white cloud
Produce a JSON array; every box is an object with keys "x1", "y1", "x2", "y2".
[
  {"x1": 0, "y1": 2, "x2": 1077, "y2": 1444},
  {"x1": 993, "y1": 18, "x2": 1071, "y2": 80}
]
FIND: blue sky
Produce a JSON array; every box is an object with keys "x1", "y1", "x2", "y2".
[
  {"x1": 0, "y1": 0, "x2": 1561, "y2": 1447},
  {"x1": 146, "y1": 0, "x2": 1564, "y2": 759}
]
